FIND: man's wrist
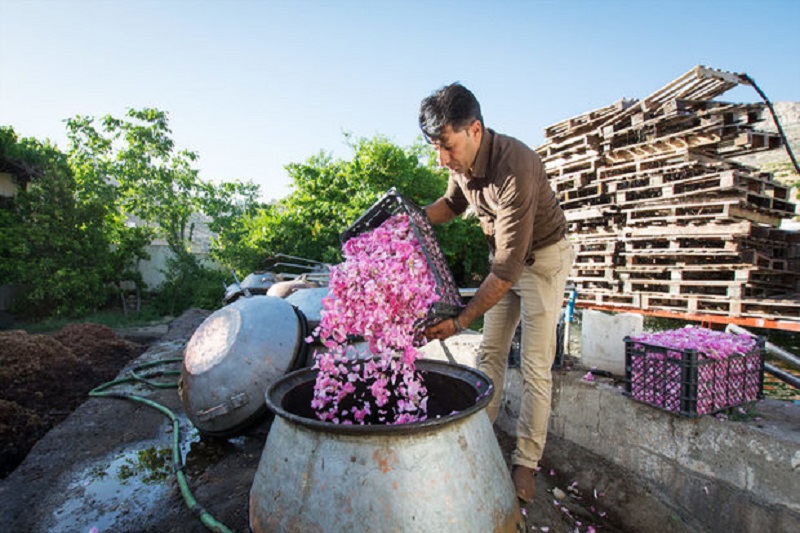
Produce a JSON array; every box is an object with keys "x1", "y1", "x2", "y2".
[{"x1": 452, "y1": 316, "x2": 465, "y2": 333}]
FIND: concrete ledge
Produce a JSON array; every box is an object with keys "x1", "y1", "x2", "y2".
[
  {"x1": 420, "y1": 332, "x2": 800, "y2": 533},
  {"x1": 505, "y1": 368, "x2": 800, "y2": 533}
]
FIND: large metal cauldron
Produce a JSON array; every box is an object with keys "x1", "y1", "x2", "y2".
[
  {"x1": 249, "y1": 360, "x2": 524, "y2": 533},
  {"x1": 285, "y1": 286, "x2": 329, "y2": 331},
  {"x1": 179, "y1": 295, "x2": 307, "y2": 436}
]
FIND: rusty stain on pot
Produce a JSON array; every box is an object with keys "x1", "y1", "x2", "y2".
[{"x1": 373, "y1": 447, "x2": 397, "y2": 473}]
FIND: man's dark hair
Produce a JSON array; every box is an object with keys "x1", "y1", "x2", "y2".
[{"x1": 419, "y1": 82, "x2": 484, "y2": 142}]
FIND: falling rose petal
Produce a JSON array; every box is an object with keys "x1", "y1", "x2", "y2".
[
  {"x1": 582, "y1": 372, "x2": 594, "y2": 382},
  {"x1": 703, "y1": 486, "x2": 709, "y2": 495},
  {"x1": 549, "y1": 469, "x2": 555, "y2": 476},
  {"x1": 521, "y1": 508, "x2": 527, "y2": 516},
  {"x1": 312, "y1": 214, "x2": 439, "y2": 425},
  {"x1": 89, "y1": 528, "x2": 99, "y2": 533}
]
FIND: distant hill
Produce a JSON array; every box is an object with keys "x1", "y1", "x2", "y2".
[{"x1": 732, "y1": 102, "x2": 800, "y2": 197}]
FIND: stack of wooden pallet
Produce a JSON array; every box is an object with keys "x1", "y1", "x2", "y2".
[{"x1": 539, "y1": 66, "x2": 799, "y2": 322}]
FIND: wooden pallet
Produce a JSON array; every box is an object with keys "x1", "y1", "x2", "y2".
[
  {"x1": 570, "y1": 279, "x2": 621, "y2": 293},
  {"x1": 549, "y1": 168, "x2": 596, "y2": 195},
  {"x1": 595, "y1": 66, "x2": 744, "y2": 135},
  {"x1": 540, "y1": 132, "x2": 601, "y2": 160},
  {"x1": 603, "y1": 129, "x2": 724, "y2": 164},
  {"x1": 621, "y1": 275, "x2": 793, "y2": 299},
  {"x1": 609, "y1": 168, "x2": 790, "y2": 199},
  {"x1": 543, "y1": 151, "x2": 601, "y2": 178},
  {"x1": 621, "y1": 198, "x2": 784, "y2": 227},
  {"x1": 611, "y1": 170, "x2": 793, "y2": 208},
  {"x1": 542, "y1": 99, "x2": 636, "y2": 141},
  {"x1": 596, "y1": 149, "x2": 733, "y2": 181},
  {"x1": 716, "y1": 130, "x2": 782, "y2": 156},
  {"x1": 576, "y1": 290, "x2": 800, "y2": 321},
  {"x1": 575, "y1": 290, "x2": 638, "y2": 308},
  {"x1": 638, "y1": 293, "x2": 800, "y2": 320},
  {"x1": 618, "y1": 265, "x2": 795, "y2": 283},
  {"x1": 660, "y1": 99, "x2": 767, "y2": 125},
  {"x1": 559, "y1": 186, "x2": 612, "y2": 210}
]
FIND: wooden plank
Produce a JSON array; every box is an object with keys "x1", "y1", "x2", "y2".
[
  {"x1": 594, "y1": 66, "x2": 743, "y2": 135},
  {"x1": 611, "y1": 170, "x2": 792, "y2": 208},
  {"x1": 621, "y1": 199, "x2": 783, "y2": 227},
  {"x1": 574, "y1": 303, "x2": 800, "y2": 332}
]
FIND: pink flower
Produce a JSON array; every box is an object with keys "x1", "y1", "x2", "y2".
[{"x1": 311, "y1": 214, "x2": 439, "y2": 424}]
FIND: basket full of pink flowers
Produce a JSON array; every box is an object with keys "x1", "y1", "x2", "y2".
[
  {"x1": 340, "y1": 187, "x2": 463, "y2": 322},
  {"x1": 308, "y1": 188, "x2": 468, "y2": 426},
  {"x1": 624, "y1": 327, "x2": 765, "y2": 417}
]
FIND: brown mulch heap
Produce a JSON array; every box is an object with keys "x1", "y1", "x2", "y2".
[{"x1": 0, "y1": 325, "x2": 146, "y2": 478}]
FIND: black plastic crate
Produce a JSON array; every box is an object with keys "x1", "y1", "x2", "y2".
[
  {"x1": 624, "y1": 336, "x2": 765, "y2": 417},
  {"x1": 340, "y1": 187, "x2": 463, "y2": 322}
]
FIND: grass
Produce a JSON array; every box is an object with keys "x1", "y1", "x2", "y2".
[{"x1": 16, "y1": 306, "x2": 169, "y2": 334}]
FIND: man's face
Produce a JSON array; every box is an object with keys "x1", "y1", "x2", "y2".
[{"x1": 430, "y1": 120, "x2": 482, "y2": 176}]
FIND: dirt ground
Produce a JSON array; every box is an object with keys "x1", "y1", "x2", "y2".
[
  {"x1": 1, "y1": 309, "x2": 793, "y2": 533},
  {"x1": 0, "y1": 323, "x2": 149, "y2": 478}
]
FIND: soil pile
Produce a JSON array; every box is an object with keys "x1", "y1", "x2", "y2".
[{"x1": 0, "y1": 324, "x2": 146, "y2": 477}]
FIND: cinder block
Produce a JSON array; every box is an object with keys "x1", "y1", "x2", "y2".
[{"x1": 580, "y1": 309, "x2": 643, "y2": 376}]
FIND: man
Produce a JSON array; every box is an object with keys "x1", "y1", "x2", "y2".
[{"x1": 420, "y1": 82, "x2": 574, "y2": 503}]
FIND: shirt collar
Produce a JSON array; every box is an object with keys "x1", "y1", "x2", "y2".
[{"x1": 470, "y1": 127, "x2": 494, "y2": 179}]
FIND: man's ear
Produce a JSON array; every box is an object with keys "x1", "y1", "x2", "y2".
[{"x1": 469, "y1": 119, "x2": 482, "y2": 138}]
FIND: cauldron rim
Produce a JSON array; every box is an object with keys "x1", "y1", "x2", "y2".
[{"x1": 265, "y1": 360, "x2": 494, "y2": 435}]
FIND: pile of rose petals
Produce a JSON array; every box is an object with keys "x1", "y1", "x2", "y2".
[
  {"x1": 627, "y1": 327, "x2": 762, "y2": 415},
  {"x1": 310, "y1": 214, "x2": 440, "y2": 425}
]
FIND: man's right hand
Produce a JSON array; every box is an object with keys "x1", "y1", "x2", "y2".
[{"x1": 425, "y1": 198, "x2": 457, "y2": 225}]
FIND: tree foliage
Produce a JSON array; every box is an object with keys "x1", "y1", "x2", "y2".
[
  {"x1": 0, "y1": 127, "x2": 123, "y2": 316},
  {"x1": 214, "y1": 134, "x2": 488, "y2": 286},
  {"x1": 2, "y1": 117, "x2": 489, "y2": 320},
  {"x1": 65, "y1": 109, "x2": 262, "y2": 315}
]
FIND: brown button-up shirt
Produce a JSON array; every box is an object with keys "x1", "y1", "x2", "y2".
[{"x1": 442, "y1": 128, "x2": 567, "y2": 283}]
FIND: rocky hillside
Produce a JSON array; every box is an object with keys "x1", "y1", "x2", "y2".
[{"x1": 732, "y1": 101, "x2": 800, "y2": 218}]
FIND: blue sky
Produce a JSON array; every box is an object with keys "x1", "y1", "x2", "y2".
[{"x1": 1, "y1": 0, "x2": 798, "y2": 202}]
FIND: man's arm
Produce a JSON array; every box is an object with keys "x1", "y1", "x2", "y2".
[
  {"x1": 424, "y1": 272, "x2": 513, "y2": 341},
  {"x1": 425, "y1": 198, "x2": 458, "y2": 225}
]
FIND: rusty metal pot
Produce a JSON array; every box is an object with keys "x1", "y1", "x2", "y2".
[
  {"x1": 179, "y1": 295, "x2": 307, "y2": 436},
  {"x1": 249, "y1": 360, "x2": 523, "y2": 533}
]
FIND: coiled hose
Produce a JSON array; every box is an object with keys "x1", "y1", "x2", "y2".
[{"x1": 89, "y1": 359, "x2": 235, "y2": 533}]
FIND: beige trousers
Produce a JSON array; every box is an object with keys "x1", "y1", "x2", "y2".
[{"x1": 478, "y1": 237, "x2": 575, "y2": 470}]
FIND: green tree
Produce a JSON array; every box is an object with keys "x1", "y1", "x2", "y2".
[
  {"x1": 0, "y1": 127, "x2": 123, "y2": 316},
  {"x1": 221, "y1": 134, "x2": 488, "y2": 286},
  {"x1": 65, "y1": 108, "x2": 262, "y2": 314}
]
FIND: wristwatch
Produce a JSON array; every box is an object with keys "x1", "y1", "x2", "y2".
[{"x1": 452, "y1": 316, "x2": 465, "y2": 333}]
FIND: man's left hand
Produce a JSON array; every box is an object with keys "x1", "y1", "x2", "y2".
[{"x1": 424, "y1": 318, "x2": 457, "y2": 342}]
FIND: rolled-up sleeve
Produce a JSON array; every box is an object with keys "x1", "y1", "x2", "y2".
[
  {"x1": 442, "y1": 174, "x2": 469, "y2": 216},
  {"x1": 490, "y1": 164, "x2": 537, "y2": 283}
]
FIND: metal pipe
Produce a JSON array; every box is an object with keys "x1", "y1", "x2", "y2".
[
  {"x1": 726, "y1": 324, "x2": 800, "y2": 369},
  {"x1": 765, "y1": 362, "x2": 800, "y2": 390}
]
